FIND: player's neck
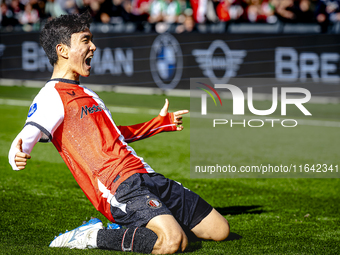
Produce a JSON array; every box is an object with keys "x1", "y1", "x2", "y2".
[{"x1": 51, "y1": 63, "x2": 80, "y2": 82}]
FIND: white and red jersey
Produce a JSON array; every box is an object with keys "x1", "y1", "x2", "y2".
[{"x1": 9, "y1": 78, "x2": 177, "y2": 222}]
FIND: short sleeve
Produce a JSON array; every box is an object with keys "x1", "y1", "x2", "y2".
[{"x1": 25, "y1": 84, "x2": 64, "y2": 142}]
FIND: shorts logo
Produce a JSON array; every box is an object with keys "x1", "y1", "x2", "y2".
[
  {"x1": 28, "y1": 103, "x2": 37, "y2": 117},
  {"x1": 147, "y1": 199, "x2": 162, "y2": 209}
]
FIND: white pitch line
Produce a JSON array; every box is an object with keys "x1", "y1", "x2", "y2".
[
  {"x1": 0, "y1": 98, "x2": 161, "y2": 116},
  {"x1": 107, "y1": 106, "x2": 160, "y2": 116},
  {"x1": 0, "y1": 98, "x2": 32, "y2": 106},
  {"x1": 1, "y1": 98, "x2": 339, "y2": 128}
]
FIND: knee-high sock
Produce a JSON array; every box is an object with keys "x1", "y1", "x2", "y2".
[{"x1": 97, "y1": 227, "x2": 158, "y2": 253}]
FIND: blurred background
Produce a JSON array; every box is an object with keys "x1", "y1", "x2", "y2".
[{"x1": 1, "y1": 0, "x2": 340, "y2": 33}]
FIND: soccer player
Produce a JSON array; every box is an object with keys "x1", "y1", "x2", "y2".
[{"x1": 8, "y1": 11, "x2": 229, "y2": 254}]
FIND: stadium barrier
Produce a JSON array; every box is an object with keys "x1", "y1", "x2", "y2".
[{"x1": 0, "y1": 32, "x2": 339, "y2": 91}]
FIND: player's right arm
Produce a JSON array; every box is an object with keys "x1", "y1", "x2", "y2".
[
  {"x1": 8, "y1": 82, "x2": 65, "y2": 170},
  {"x1": 8, "y1": 125, "x2": 42, "y2": 170}
]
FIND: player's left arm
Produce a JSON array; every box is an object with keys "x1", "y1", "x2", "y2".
[
  {"x1": 117, "y1": 99, "x2": 189, "y2": 143},
  {"x1": 159, "y1": 98, "x2": 189, "y2": 131}
]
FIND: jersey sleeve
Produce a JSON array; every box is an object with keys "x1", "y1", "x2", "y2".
[
  {"x1": 8, "y1": 84, "x2": 64, "y2": 170},
  {"x1": 117, "y1": 112, "x2": 177, "y2": 143},
  {"x1": 25, "y1": 84, "x2": 64, "y2": 142}
]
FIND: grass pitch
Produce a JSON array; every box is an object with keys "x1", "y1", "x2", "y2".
[{"x1": 0, "y1": 86, "x2": 339, "y2": 254}]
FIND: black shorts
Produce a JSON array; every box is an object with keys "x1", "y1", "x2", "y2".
[{"x1": 110, "y1": 173, "x2": 213, "y2": 231}]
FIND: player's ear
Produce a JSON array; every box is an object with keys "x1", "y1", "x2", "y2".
[{"x1": 56, "y1": 43, "x2": 69, "y2": 60}]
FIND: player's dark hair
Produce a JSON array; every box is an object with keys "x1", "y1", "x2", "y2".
[{"x1": 40, "y1": 11, "x2": 92, "y2": 66}]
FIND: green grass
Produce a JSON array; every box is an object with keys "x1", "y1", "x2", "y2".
[{"x1": 0, "y1": 86, "x2": 339, "y2": 254}]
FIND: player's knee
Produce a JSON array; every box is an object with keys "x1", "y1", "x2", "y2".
[
  {"x1": 211, "y1": 219, "x2": 230, "y2": 241},
  {"x1": 155, "y1": 231, "x2": 187, "y2": 254},
  {"x1": 148, "y1": 214, "x2": 188, "y2": 254},
  {"x1": 163, "y1": 235, "x2": 182, "y2": 254}
]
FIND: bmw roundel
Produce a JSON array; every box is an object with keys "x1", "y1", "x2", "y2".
[
  {"x1": 28, "y1": 103, "x2": 37, "y2": 117},
  {"x1": 150, "y1": 33, "x2": 183, "y2": 90}
]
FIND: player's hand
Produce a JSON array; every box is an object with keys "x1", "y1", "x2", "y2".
[
  {"x1": 14, "y1": 138, "x2": 31, "y2": 170},
  {"x1": 159, "y1": 99, "x2": 189, "y2": 131}
]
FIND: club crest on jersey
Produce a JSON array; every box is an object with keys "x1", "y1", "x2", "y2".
[
  {"x1": 81, "y1": 104, "x2": 104, "y2": 119},
  {"x1": 28, "y1": 103, "x2": 37, "y2": 117},
  {"x1": 147, "y1": 199, "x2": 162, "y2": 209}
]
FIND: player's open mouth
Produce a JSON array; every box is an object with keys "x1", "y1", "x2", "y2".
[{"x1": 85, "y1": 56, "x2": 93, "y2": 67}]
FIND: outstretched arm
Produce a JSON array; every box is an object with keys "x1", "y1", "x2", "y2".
[{"x1": 118, "y1": 99, "x2": 189, "y2": 143}]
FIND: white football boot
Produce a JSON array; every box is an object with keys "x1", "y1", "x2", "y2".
[{"x1": 49, "y1": 218, "x2": 103, "y2": 249}]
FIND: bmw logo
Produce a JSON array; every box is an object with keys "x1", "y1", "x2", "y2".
[{"x1": 150, "y1": 33, "x2": 183, "y2": 90}]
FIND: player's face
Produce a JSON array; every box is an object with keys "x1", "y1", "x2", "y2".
[{"x1": 68, "y1": 29, "x2": 96, "y2": 78}]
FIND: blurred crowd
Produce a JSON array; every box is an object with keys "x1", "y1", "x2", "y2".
[{"x1": 1, "y1": 0, "x2": 340, "y2": 32}]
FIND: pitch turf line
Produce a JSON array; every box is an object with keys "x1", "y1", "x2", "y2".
[{"x1": 1, "y1": 98, "x2": 340, "y2": 128}]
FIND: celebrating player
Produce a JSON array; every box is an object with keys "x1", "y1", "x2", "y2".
[{"x1": 8, "y1": 11, "x2": 229, "y2": 254}]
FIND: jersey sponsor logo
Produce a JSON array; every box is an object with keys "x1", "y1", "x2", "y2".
[
  {"x1": 150, "y1": 33, "x2": 183, "y2": 90},
  {"x1": 81, "y1": 104, "x2": 105, "y2": 119},
  {"x1": 147, "y1": 199, "x2": 162, "y2": 209},
  {"x1": 192, "y1": 40, "x2": 246, "y2": 84},
  {"x1": 28, "y1": 103, "x2": 37, "y2": 117}
]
